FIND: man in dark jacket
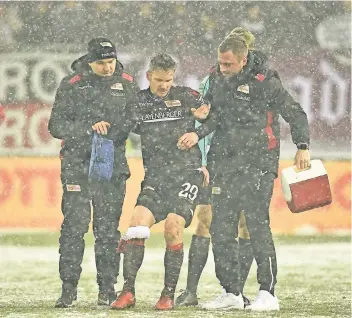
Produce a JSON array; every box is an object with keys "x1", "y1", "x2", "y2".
[
  {"x1": 177, "y1": 47, "x2": 270, "y2": 309},
  {"x1": 179, "y1": 35, "x2": 310, "y2": 311},
  {"x1": 48, "y1": 37, "x2": 139, "y2": 308}
]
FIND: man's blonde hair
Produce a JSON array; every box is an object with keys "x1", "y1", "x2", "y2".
[
  {"x1": 218, "y1": 35, "x2": 249, "y2": 59},
  {"x1": 225, "y1": 27, "x2": 256, "y2": 50}
]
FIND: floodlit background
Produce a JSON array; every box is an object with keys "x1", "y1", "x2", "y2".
[{"x1": 0, "y1": 2, "x2": 350, "y2": 317}]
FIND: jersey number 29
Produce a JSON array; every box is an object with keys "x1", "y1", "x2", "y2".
[{"x1": 178, "y1": 183, "x2": 199, "y2": 201}]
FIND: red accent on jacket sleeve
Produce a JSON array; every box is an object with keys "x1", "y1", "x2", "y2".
[
  {"x1": 122, "y1": 72, "x2": 134, "y2": 82},
  {"x1": 264, "y1": 111, "x2": 277, "y2": 150},
  {"x1": 69, "y1": 74, "x2": 81, "y2": 84}
]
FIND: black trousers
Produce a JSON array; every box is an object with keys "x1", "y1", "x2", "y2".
[
  {"x1": 210, "y1": 168, "x2": 277, "y2": 294},
  {"x1": 59, "y1": 174, "x2": 126, "y2": 292}
]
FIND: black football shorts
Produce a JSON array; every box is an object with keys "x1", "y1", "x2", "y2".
[{"x1": 136, "y1": 168, "x2": 205, "y2": 227}]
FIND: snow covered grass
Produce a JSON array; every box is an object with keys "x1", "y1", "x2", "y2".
[{"x1": 0, "y1": 233, "x2": 350, "y2": 318}]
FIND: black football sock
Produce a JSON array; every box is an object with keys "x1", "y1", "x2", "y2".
[{"x1": 162, "y1": 243, "x2": 184, "y2": 298}]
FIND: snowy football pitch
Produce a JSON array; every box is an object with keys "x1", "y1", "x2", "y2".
[{"x1": 0, "y1": 233, "x2": 350, "y2": 318}]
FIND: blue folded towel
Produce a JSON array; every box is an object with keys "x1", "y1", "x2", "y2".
[{"x1": 88, "y1": 133, "x2": 115, "y2": 181}]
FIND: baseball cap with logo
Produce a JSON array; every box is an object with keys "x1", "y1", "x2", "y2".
[{"x1": 86, "y1": 37, "x2": 117, "y2": 63}]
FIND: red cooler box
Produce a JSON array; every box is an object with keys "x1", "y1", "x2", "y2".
[{"x1": 281, "y1": 160, "x2": 332, "y2": 213}]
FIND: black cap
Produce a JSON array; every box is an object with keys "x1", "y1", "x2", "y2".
[{"x1": 86, "y1": 37, "x2": 117, "y2": 63}]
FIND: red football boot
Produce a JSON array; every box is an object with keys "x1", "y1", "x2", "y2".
[
  {"x1": 154, "y1": 295, "x2": 174, "y2": 310},
  {"x1": 110, "y1": 290, "x2": 136, "y2": 310}
]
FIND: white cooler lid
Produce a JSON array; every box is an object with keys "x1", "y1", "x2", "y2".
[{"x1": 281, "y1": 159, "x2": 328, "y2": 202}]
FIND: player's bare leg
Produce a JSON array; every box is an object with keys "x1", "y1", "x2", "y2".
[
  {"x1": 176, "y1": 204, "x2": 212, "y2": 306},
  {"x1": 111, "y1": 206, "x2": 155, "y2": 310},
  {"x1": 154, "y1": 213, "x2": 186, "y2": 310},
  {"x1": 195, "y1": 204, "x2": 212, "y2": 238}
]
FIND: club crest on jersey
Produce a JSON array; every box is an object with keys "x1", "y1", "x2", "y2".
[
  {"x1": 164, "y1": 100, "x2": 182, "y2": 107},
  {"x1": 237, "y1": 84, "x2": 249, "y2": 94},
  {"x1": 66, "y1": 184, "x2": 81, "y2": 192},
  {"x1": 212, "y1": 187, "x2": 221, "y2": 195},
  {"x1": 111, "y1": 83, "x2": 123, "y2": 90}
]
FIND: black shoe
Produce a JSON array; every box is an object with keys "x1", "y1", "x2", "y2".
[
  {"x1": 176, "y1": 289, "x2": 198, "y2": 306},
  {"x1": 243, "y1": 295, "x2": 251, "y2": 308},
  {"x1": 55, "y1": 284, "x2": 77, "y2": 308},
  {"x1": 97, "y1": 290, "x2": 117, "y2": 306}
]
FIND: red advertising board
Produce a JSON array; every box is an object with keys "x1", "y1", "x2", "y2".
[{"x1": 0, "y1": 158, "x2": 350, "y2": 234}]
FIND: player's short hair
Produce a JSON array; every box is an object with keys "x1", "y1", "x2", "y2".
[
  {"x1": 148, "y1": 53, "x2": 177, "y2": 72},
  {"x1": 225, "y1": 27, "x2": 256, "y2": 50},
  {"x1": 218, "y1": 35, "x2": 249, "y2": 59}
]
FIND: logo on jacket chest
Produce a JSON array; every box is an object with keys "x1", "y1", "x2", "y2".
[
  {"x1": 233, "y1": 84, "x2": 250, "y2": 101},
  {"x1": 237, "y1": 84, "x2": 249, "y2": 94},
  {"x1": 234, "y1": 93, "x2": 250, "y2": 101},
  {"x1": 78, "y1": 83, "x2": 93, "y2": 90},
  {"x1": 111, "y1": 83, "x2": 123, "y2": 90},
  {"x1": 110, "y1": 83, "x2": 125, "y2": 97}
]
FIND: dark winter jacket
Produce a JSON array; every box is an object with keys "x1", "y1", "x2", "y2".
[
  {"x1": 48, "y1": 55, "x2": 139, "y2": 181},
  {"x1": 195, "y1": 50, "x2": 310, "y2": 175}
]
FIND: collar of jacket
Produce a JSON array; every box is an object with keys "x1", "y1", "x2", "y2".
[
  {"x1": 232, "y1": 52, "x2": 256, "y2": 83},
  {"x1": 147, "y1": 87, "x2": 171, "y2": 101},
  {"x1": 250, "y1": 50, "x2": 268, "y2": 73},
  {"x1": 85, "y1": 68, "x2": 123, "y2": 85}
]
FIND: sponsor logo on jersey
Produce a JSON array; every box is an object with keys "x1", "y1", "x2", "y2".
[
  {"x1": 138, "y1": 102, "x2": 154, "y2": 107},
  {"x1": 141, "y1": 110, "x2": 183, "y2": 122},
  {"x1": 212, "y1": 187, "x2": 221, "y2": 195},
  {"x1": 66, "y1": 184, "x2": 81, "y2": 192},
  {"x1": 237, "y1": 84, "x2": 249, "y2": 94},
  {"x1": 164, "y1": 100, "x2": 182, "y2": 107},
  {"x1": 111, "y1": 83, "x2": 123, "y2": 90}
]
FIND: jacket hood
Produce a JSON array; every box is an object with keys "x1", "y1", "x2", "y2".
[
  {"x1": 250, "y1": 50, "x2": 268, "y2": 73},
  {"x1": 70, "y1": 54, "x2": 89, "y2": 72},
  {"x1": 241, "y1": 50, "x2": 268, "y2": 77},
  {"x1": 70, "y1": 54, "x2": 124, "y2": 76},
  {"x1": 247, "y1": 50, "x2": 281, "y2": 80}
]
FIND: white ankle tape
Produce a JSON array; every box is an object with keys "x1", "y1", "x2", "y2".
[{"x1": 125, "y1": 226, "x2": 150, "y2": 240}]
